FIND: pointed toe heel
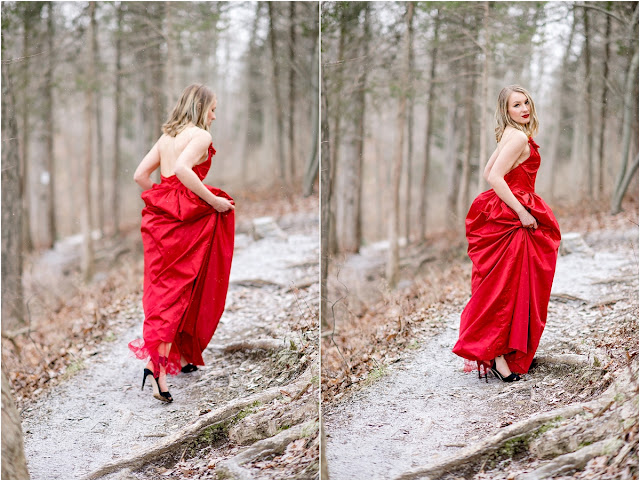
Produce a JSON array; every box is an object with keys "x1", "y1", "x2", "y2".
[
  {"x1": 491, "y1": 360, "x2": 521, "y2": 383},
  {"x1": 141, "y1": 367, "x2": 173, "y2": 402}
]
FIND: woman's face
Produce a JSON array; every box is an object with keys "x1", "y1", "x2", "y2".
[
  {"x1": 206, "y1": 99, "x2": 217, "y2": 126},
  {"x1": 507, "y1": 92, "x2": 530, "y2": 125}
]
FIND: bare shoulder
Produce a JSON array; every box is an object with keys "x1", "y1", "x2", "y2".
[
  {"x1": 188, "y1": 127, "x2": 212, "y2": 145},
  {"x1": 156, "y1": 133, "x2": 169, "y2": 147},
  {"x1": 502, "y1": 127, "x2": 528, "y2": 148}
]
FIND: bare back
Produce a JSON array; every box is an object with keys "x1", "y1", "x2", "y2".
[
  {"x1": 157, "y1": 127, "x2": 209, "y2": 177},
  {"x1": 496, "y1": 127, "x2": 530, "y2": 171}
]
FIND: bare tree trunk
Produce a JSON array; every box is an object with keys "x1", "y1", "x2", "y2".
[
  {"x1": 548, "y1": 11, "x2": 576, "y2": 201},
  {"x1": 166, "y1": 1, "x2": 177, "y2": 107},
  {"x1": 583, "y1": 7, "x2": 594, "y2": 199},
  {"x1": 611, "y1": 47, "x2": 639, "y2": 214},
  {"x1": 146, "y1": 3, "x2": 166, "y2": 146},
  {"x1": 242, "y1": 2, "x2": 264, "y2": 184},
  {"x1": 476, "y1": 1, "x2": 490, "y2": 195},
  {"x1": 339, "y1": 4, "x2": 369, "y2": 254},
  {"x1": 418, "y1": 11, "x2": 439, "y2": 240},
  {"x1": 320, "y1": 72, "x2": 331, "y2": 329},
  {"x1": 44, "y1": 1, "x2": 56, "y2": 247},
  {"x1": 1, "y1": 369, "x2": 30, "y2": 480},
  {"x1": 458, "y1": 68, "x2": 475, "y2": 220},
  {"x1": 288, "y1": 1, "x2": 296, "y2": 181},
  {"x1": 445, "y1": 84, "x2": 461, "y2": 230},
  {"x1": 404, "y1": 4, "x2": 414, "y2": 242},
  {"x1": 92, "y1": 3, "x2": 105, "y2": 236},
  {"x1": 112, "y1": 1, "x2": 123, "y2": 236},
  {"x1": 1, "y1": 65, "x2": 25, "y2": 330},
  {"x1": 387, "y1": 2, "x2": 413, "y2": 288},
  {"x1": 303, "y1": 32, "x2": 319, "y2": 196},
  {"x1": 268, "y1": 2, "x2": 287, "y2": 183},
  {"x1": 83, "y1": 2, "x2": 97, "y2": 283},
  {"x1": 597, "y1": 3, "x2": 611, "y2": 200},
  {"x1": 328, "y1": 10, "x2": 347, "y2": 256},
  {"x1": 20, "y1": 11, "x2": 33, "y2": 252}
]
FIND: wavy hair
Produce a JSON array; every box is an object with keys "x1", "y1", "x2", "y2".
[
  {"x1": 162, "y1": 84, "x2": 216, "y2": 136},
  {"x1": 494, "y1": 85, "x2": 539, "y2": 143}
]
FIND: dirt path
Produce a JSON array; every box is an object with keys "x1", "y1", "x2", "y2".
[
  {"x1": 21, "y1": 212, "x2": 319, "y2": 480},
  {"x1": 323, "y1": 227, "x2": 637, "y2": 480}
]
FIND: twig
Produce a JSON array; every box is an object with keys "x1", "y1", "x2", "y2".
[
  {"x1": 327, "y1": 261, "x2": 351, "y2": 374},
  {"x1": 1, "y1": 51, "x2": 46, "y2": 64}
]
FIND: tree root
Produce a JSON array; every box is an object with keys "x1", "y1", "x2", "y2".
[
  {"x1": 534, "y1": 353, "x2": 592, "y2": 367},
  {"x1": 210, "y1": 338, "x2": 289, "y2": 353},
  {"x1": 215, "y1": 421, "x2": 318, "y2": 479},
  {"x1": 84, "y1": 369, "x2": 312, "y2": 479},
  {"x1": 516, "y1": 437, "x2": 624, "y2": 479},
  {"x1": 397, "y1": 363, "x2": 637, "y2": 480},
  {"x1": 395, "y1": 397, "x2": 609, "y2": 480},
  {"x1": 231, "y1": 279, "x2": 283, "y2": 288}
]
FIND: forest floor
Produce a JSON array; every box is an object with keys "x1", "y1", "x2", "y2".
[
  {"x1": 3, "y1": 190, "x2": 320, "y2": 480},
  {"x1": 322, "y1": 199, "x2": 638, "y2": 480}
]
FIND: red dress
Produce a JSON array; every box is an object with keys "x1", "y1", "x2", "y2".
[
  {"x1": 452, "y1": 138, "x2": 561, "y2": 374},
  {"x1": 129, "y1": 144, "x2": 234, "y2": 376}
]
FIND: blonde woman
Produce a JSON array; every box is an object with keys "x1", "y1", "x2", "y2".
[
  {"x1": 129, "y1": 84, "x2": 235, "y2": 402},
  {"x1": 453, "y1": 85, "x2": 561, "y2": 382}
]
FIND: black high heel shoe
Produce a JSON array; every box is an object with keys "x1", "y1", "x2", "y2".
[
  {"x1": 142, "y1": 367, "x2": 173, "y2": 403},
  {"x1": 476, "y1": 361, "x2": 488, "y2": 383},
  {"x1": 491, "y1": 360, "x2": 521, "y2": 383},
  {"x1": 181, "y1": 363, "x2": 198, "y2": 373}
]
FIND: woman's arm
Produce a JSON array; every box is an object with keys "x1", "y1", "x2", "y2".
[
  {"x1": 486, "y1": 132, "x2": 538, "y2": 229},
  {"x1": 483, "y1": 147, "x2": 499, "y2": 182},
  {"x1": 133, "y1": 141, "x2": 161, "y2": 190},
  {"x1": 174, "y1": 131, "x2": 235, "y2": 212}
]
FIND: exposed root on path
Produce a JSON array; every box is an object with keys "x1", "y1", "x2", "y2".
[
  {"x1": 515, "y1": 437, "x2": 624, "y2": 480},
  {"x1": 534, "y1": 353, "x2": 593, "y2": 368},
  {"x1": 396, "y1": 362, "x2": 638, "y2": 480},
  {"x1": 85, "y1": 368, "x2": 313, "y2": 480},
  {"x1": 212, "y1": 338, "x2": 290, "y2": 353},
  {"x1": 215, "y1": 421, "x2": 318, "y2": 479}
]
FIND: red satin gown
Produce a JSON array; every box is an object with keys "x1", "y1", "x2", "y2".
[
  {"x1": 129, "y1": 144, "x2": 235, "y2": 376},
  {"x1": 452, "y1": 138, "x2": 561, "y2": 374}
]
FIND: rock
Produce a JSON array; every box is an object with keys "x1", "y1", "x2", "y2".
[
  {"x1": 251, "y1": 217, "x2": 287, "y2": 241},
  {"x1": 559, "y1": 232, "x2": 594, "y2": 257}
]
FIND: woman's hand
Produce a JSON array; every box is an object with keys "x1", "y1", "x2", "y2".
[
  {"x1": 211, "y1": 196, "x2": 235, "y2": 213},
  {"x1": 518, "y1": 209, "x2": 538, "y2": 229}
]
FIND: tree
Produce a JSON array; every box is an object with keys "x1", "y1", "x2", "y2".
[
  {"x1": 289, "y1": 2, "x2": 297, "y2": 181},
  {"x1": 303, "y1": 26, "x2": 319, "y2": 196},
  {"x1": 91, "y1": 1, "x2": 105, "y2": 235},
  {"x1": 597, "y1": 2, "x2": 611, "y2": 200},
  {"x1": 387, "y1": 2, "x2": 413, "y2": 288},
  {"x1": 583, "y1": 6, "x2": 594, "y2": 199},
  {"x1": 404, "y1": 3, "x2": 414, "y2": 242},
  {"x1": 81, "y1": 1, "x2": 96, "y2": 283},
  {"x1": 112, "y1": 1, "x2": 124, "y2": 236},
  {"x1": 320, "y1": 72, "x2": 331, "y2": 329},
  {"x1": 418, "y1": 9, "x2": 439, "y2": 240},
  {"x1": 1, "y1": 58, "x2": 25, "y2": 331},
  {"x1": 1, "y1": 368, "x2": 30, "y2": 480},
  {"x1": 43, "y1": 1, "x2": 56, "y2": 247},
  {"x1": 268, "y1": 2, "x2": 287, "y2": 183},
  {"x1": 337, "y1": 2, "x2": 369, "y2": 253}
]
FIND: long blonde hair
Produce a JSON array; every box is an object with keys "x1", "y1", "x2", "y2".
[
  {"x1": 494, "y1": 85, "x2": 539, "y2": 142},
  {"x1": 162, "y1": 84, "x2": 216, "y2": 136}
]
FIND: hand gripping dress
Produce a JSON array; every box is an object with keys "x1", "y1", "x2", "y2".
[
  {"x1": 452, "y1": 138, "x2": 561, "y2": 374},
  {"x1": 129, "y1": 144, "x2": 234, "y2": 376}
]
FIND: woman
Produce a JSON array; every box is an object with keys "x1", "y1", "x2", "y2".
[
  {"x1": 129, "y1": 84, "x2": 235, "y2": 402},
  {"x1": 452, "y1": 85, "x2": 561, "y2": 382}
]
